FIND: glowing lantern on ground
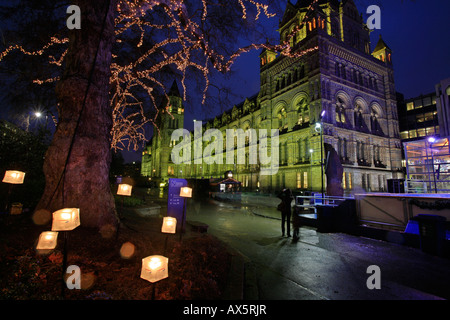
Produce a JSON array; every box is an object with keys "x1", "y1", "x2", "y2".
[
  {"x1": 36, "y1": 231, "x2": 58, "y2": 250},
  {"x1": 51, "y1": 208, "x2": 80, "y2": 231},
  {"x1": 140, "y1": 255, "x2": 168, "y2": 283},
  {"x1": 180, "y1": 187, "x2": 192, "y2": 198},
  {"x1": 117, "y1": 184, "x2": 132, "y2": 196},
  {"x1": 2, "y1": 170, "x2": 25, "y2": 184},
  {"x1": 161, "y1": 217, "x2": 177, "y2": 234}
]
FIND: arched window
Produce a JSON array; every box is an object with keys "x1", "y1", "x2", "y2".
[
  {"x1": 354, "y1": 104, "x2": 364, "y2": 130},
  {"x1": 296, "y1": 98, "x2": 309, "y2": 126},
  {"x1": 278, "y1": 107, "x2": 287, "y2": 129},
  {"x1": 335, "y1": 63, "x2": 340, "y2": 77},
  {"x1": 297, "y1": 110, "x2": 303, "y2": 125},
  {"x1": 370, "y1": 107, "x2": 384, "y2": 136},
  {"x1": 335, "y1": 97, "x2": 346, "y2": 124},
  {"x1": 340, "y1": 64, "x2": 346, "y2": 80}
]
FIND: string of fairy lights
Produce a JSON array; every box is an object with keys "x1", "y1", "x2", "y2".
[{"x1": 0, "y1": 0, "x2": 320, "y2": 152}]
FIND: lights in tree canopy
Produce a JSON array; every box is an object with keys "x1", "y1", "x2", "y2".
[{"x1": 0, "y1": 0, "x2": 319, "y2": 152}]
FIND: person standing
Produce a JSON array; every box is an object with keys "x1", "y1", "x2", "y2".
[{"x1": 277, "y1": 188, "x2": 294, "y2": 237}]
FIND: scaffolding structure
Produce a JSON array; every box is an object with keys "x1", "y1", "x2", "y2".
[{"x1": 403, "y1": 137, "x2": 450, "y2": 193}]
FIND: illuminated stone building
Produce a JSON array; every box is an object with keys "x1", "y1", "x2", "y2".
[{"x1": 141, "y1": 0, "x2": 404, "y2": 193}]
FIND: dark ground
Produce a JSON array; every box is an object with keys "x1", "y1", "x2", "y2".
[{"x1": 0, "y1": 200, "x2": 231, "y2": 300}]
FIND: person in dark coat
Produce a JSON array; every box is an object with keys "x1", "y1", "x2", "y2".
[{"x1": 277, "y1": 188, "x2": 294, "y2": 237}]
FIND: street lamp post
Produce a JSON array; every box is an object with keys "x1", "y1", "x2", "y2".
[
  {"x1": 315, "y1": 110, "x2": 326, "y2": 201},
  {"x1": 428, "y1": 137, "x2": 438, "y2": 193}
]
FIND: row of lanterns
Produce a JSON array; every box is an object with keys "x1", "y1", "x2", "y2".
[
  {"x1": 115, "y1": 182, "x2": 170, "y2": 283},
  {"x1": 140, "y1": 186, "x2": 192, "y2": 284},
  {"x1": 34, "y1": 182, "x2": 135, "y2": 251},
  {"x1": 3, "y1": 171, "x2": 193, "y2": 290},
  {"x1": 36, "y1": 208, "x2": 80, "y2": 249},
  {"x1": 108, "y1": 182, "x2": 193, "y2": 285}
]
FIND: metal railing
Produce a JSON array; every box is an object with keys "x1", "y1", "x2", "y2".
[{"x1": 294, "y1": 194, "x2": 354, "y2": 212}]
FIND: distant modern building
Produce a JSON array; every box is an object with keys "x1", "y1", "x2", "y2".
[
  {"x1": 397, "y1": 92, "x2": 439, "y2": 142},
  {"x1": 141, "y1": 0, "x2": 404, "y2": 194},
  {"x1": 435, "y1": 77, "x2": 450, "y2": 138},
  {"x1": 396, "y1": 78, "x2": 450, "y2": 193},
  {"x1": 403, "y1": 137, "x2": 450, "y2": 194}
]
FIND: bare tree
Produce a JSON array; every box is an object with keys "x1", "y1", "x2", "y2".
[{"x1": 0, "y1": 0, "x2": 318, "y2": 231}]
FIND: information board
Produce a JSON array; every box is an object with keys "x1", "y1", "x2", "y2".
[{"x1": 167, "y1": 178, "x2": 188, "y2": 232}]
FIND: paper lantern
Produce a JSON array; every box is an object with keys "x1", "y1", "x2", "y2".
[
  {"x1": 140, "y1": 255, "x2": 168, "y2": 283},
  {"x1": 51, "y1": 208, "x2": 80, "y2": 231},
  {"x1": 161, "y1": 217, "x2": 177, "y2": 234},
  {"x1": 36, "y1": 231, "x2": 58, "y2": 250},
  {"x1": 180, "y1": 187, "x2": 192, "y2": 198},
  {"x1": 2, "y1": 170, "x2": 25, "y2": 184},
  {"x1": 117, "y1": 183, "x2": 132, "y2": 196}
]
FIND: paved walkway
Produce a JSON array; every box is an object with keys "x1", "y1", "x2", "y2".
[{"x1": 187, "y1": 197, "x2": 450, "y2": 300}]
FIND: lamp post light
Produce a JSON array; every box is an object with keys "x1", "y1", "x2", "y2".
[
  {"x1": 162, "y1": 216, "x2": 177, "y2": 234},
  {"x1": 2, "y1": 170, "x2": 25, "y2": 214},
  {"x1": 141, "y1": 255, "x2": 169, "y2": 283},
  {"x1": 36, "y1": 231, "x2": 58, "y2": 250},
  {"x1": 428, "y1": 137, "x2": 437, "y2": 193},
  {"x1": 117, "y1": 183, "x2": 132, "y2": 196},
  {"x1": 50, "y1": 207, "x2": 80, "y2": 297},
  {"x1": 179, "y1": 187, "x2": 192, "y2": 241},
  {"x1": 51, "y1": 208, "x2": 80, "y2": 231},
  {"x1": 320, "y1": 111, "x2": 326, "y2": 200},
  {"x1": 161, "y1": 216, "x2": 177, "y2": 255},
  {"x1": 141, "y1": 255, "x2": 169, "y2": 299},
  {"x1": 315, "y1": 122, "x2": 324, "y2": 201},
  {"x1": 117, "y1": 183, "x2": 132, "y2": 212}
]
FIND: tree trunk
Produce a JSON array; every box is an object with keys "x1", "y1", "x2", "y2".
[{"x1": 36, "y1": 0, "x2": 118, "y2": 231}]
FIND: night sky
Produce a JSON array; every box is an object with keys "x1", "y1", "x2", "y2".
[
  {"x1": 123, "y1": 0, "x2": 450, "y2": 163},
  {"x1": 217, "y1": 0, "x2": 450, "y2": 109},
  {"x1": 1, "y1": 1, "x2": 449, "y2": 163}
]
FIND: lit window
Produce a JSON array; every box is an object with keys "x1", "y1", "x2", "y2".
[
  {"x1": 400, "y1": 131, "x2": 409, "y2": 140},
  {"x1": 342, "y1": 172, "x2": 346, "y2": 189},
  {"x1": 297, "y1": 172, "x2": 301, "y2": 189},
  {"x1": 348, "y1": 172, "x2": 352, "y2": 189},
  {"x1": 417, "y1": 128, "x2": 426, "y2": 137},
  {"x1": 406, "y1": 102, "x2": 414, "y2": 111},
  {"x1": 303, "y1": 172, "x2": 308, "y2": 189}
]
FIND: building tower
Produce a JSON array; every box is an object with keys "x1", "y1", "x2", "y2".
[
  {"x1": 141, "y1": 81, "x2": 185, "y2": 184},
  {"x1": 258, "y1": 0, "x2": 403, "y2": 193},
  {"x1": 142, "y1": 0, "x2": 404, "y2": 194}
]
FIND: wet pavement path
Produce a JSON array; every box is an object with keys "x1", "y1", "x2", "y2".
[{"x1": 187, "y1": 198, "x2": 450, "y2": 300}]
